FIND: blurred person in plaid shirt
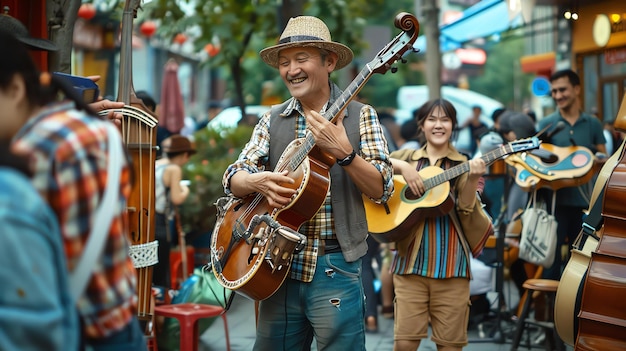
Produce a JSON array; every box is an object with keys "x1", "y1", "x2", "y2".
[{"x1": 1, "y1": 14, "x2": 146, "y2": 351}]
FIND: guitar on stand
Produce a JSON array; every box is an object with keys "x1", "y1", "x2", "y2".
[
  {"x1": 210, "y1": 12, "x2": 420, "y2": 301},
  {"x1": 505, "y1": 143, "x2": 596, "y2": 191}
]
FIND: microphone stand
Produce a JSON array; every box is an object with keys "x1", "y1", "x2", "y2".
[{"x1": 469, "y1": 166, "x2": 511, "y2": 344}]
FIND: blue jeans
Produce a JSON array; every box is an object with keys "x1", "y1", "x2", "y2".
[
  {"x1": 84, "y1": 317, "x2": 147, "y2": 351},
  {"x1": 254, "y1": 253, "x2": 365, "y2": 351}
]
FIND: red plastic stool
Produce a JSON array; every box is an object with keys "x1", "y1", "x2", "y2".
[
  {"x1": 154, "y1": 303, "x2": 230, "y2": 351},
  {"x1": 146, "y1": 335, "x2": 158, "y2": 351}
]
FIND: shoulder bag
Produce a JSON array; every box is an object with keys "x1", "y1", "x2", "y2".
[{"x1": 518, "y1": 190, "x2": 558, "y2": 268}]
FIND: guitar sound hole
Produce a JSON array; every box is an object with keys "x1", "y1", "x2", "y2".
[{"x1": 404, "y1": 188, "x2": 420, "y2": 200}]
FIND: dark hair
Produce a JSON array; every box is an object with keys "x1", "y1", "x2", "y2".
[
  {"x1": 416, "y1": 98, "x2": 458, "y2": 129},
  {"x1": 498, "y1": 111, "x2": 536, "y2": 139},
  {"x1": 491, "y1": 108, "x2": 506, "y2": 123},
  {"x1": 0, "y1": 141, "x2": 31, "y2": 177},
  {"x1": 136, "y1": 90, "x2": 157, "y2": 112},
  {"x1": 378, "y1": 111, "x2": 396, "y2": 123},
  {"x1": 400, "y1": 119, "x2": 419, "y2": 140},
  {"x1": 550, "y1": 69, "x2": 580, "y2": 86},
  {"x1": 0, "y1": 30, "x2": 97, "y2": 116}
]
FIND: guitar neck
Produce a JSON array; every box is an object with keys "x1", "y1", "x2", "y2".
[
  {"x1": 423, "y1": 144, "x2": 512, "y2": 190},
  {"x1": 286, "y1": 65, "x2": 374, "y2": 170},
  {"x1": 117, "y1": 8, "x2": 135, "y2": 104}
]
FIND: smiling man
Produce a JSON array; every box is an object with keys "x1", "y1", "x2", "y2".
[
  {"x1": 537, "y1": 68, "x2": 606, "y2": 281},
  {"x1": 221, "y1": 16, "x2": 393, "y2": 351}
]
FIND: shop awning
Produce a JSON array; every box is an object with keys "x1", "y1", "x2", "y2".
[
  {"x1": 415, "y1": 0, "x2": 525, "y2": 53},
  {"x1": 520, "y1": 52, "x2": 556, "y2": 75}
]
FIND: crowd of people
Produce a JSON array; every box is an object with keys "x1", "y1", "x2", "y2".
[{"x1": 2, "y1": 9, "x2": 623, "y2": 351}]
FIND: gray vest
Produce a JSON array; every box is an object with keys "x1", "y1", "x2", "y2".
[{"x1": 267, "y1": 100, "x2": 368, "y2": 262}]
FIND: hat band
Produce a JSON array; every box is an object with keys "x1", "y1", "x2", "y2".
[{"x1": 279, "y1": 35, "x2": 324, "y2": 44}]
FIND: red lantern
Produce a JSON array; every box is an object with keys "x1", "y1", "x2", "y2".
[
  {"x1": 140, "y1": 21, "x2": 157, "y2": 37},
  {"x1": 204, "y1": 43, "x2": 220, "y2": 57},
  {"x1": 77, "y1": 3, "x2": 97, "y2": 20},
  {"x1": 173, "y1": 33, "x2": 187, "y2": 45}
]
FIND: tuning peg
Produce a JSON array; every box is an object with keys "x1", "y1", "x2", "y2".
[
  {"x1": 391, "y1": 66, "x2": 398, "y2": 73},
  {"x1": 401, "y1": 58, "x2": 407, "y2": 64}
]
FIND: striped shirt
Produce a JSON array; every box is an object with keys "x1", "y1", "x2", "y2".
[
  {"x1": 389, "y1": 146, "x2": 471, "y2": 279},
  {"x1": 224, "y1": 85, "x2": 393, "y2": 282},
  {"x1": 12, "y1": 102, "x2": 137, "y2": 338}
]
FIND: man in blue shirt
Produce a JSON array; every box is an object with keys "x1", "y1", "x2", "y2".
[{"x1": 537, "y1": 69, "x2": 606, "y2": 280}]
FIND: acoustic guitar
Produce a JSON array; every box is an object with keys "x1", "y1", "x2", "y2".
[
  {"x1": 363, "y1": 137, "x2": 540, "y2": 243},
  {"x1": 505, "y1": 144, "x2": 595, "y2": 191},
  {"x1": 554, "y1": 229, "x2": 601, "y2": 346},
  {"x1": 210, "y1": 13, "x2": 420, "y2": 301}
]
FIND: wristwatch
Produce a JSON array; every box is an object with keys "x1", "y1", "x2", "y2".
[{"x1": 336, "y1": 149, "x2": 356, "y2": 166}]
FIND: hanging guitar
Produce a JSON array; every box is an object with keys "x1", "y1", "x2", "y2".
[
  {"x1": 98, "y1": 0, "x2": 159, "y2": 327},
  {"x1": 505, "y1": 143, "x2": 595, "y2": 191},
  {"x1": 363, "y1": 137, "x2": 540, "y2": 243},
  {"x1": 210, "y1": 12, "x2": 420, "y2": 301}
]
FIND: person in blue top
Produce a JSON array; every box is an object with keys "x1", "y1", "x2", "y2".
[
  {"x1": 0, "y1": 30, "x2": 79, "y2": 350},
  {"x1": 537, "y1": 68, "x2": 606, "y2": 280}
]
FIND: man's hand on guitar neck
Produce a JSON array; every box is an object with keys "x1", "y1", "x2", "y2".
[
  {"x1": 305, "y1": 110, "x2": 352, "y2": 159},
  {"x1": 230, "y1": 170, "x2": 297, "y2": 209},
  {"x1": 306, "y1": 110, "x2": 386, "y2": 199}
]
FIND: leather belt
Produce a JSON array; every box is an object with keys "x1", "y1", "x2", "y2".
[{"x1": 319, "y1": 239, "x2": 342, "y2": 256}]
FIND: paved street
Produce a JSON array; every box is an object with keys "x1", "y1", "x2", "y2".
[{"x1": 196, "y1": 279, "x2": 574, "y2": 351}]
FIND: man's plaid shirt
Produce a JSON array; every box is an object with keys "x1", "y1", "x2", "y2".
[{"x1": 224, "y1": 92, "x2": 393, "y2": 282}]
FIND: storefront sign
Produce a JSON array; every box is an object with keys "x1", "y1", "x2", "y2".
[
  {"x1": 73, "y1": 20, "x2": 103, "y2": 50},
  {"x1": 605, "y1": 48, "x2": 626, "y2": 65},
  {"x1": 531, "y1": 76, "x2": 551, "y2": 96}
]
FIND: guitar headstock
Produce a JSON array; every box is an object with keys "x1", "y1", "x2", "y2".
[
  {"x1": 368, "y1": 12, "x2": 420, "y2": 75},
  {"x1": 508, "y1": 136, "x2": 541, "y2": 154}
]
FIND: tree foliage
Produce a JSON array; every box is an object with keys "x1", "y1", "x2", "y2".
[
  {"x1": 468, "y1": 37, "x2": 534, "y2": 109},
  {"x1": 142, "y1": 0, "x2": 420, "y2": 111}
]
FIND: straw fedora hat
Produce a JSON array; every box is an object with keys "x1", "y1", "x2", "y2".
[
  {"x1": 0, "y1": 14, "x2": 58, "y2": 51},
  {"x1": 161, "y1": 135, "x2": 196, "y2": 155},
  {"x1": 260, "y1": 16, "x2": 353, "y2": 70}
]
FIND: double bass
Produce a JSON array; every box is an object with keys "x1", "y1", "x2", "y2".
[
  {"x1": 99, "y1": 0, "x2": 159, "y2": 326},
  {"x1": 574, "y1": 93, "x2": 626, "y2": 350}
]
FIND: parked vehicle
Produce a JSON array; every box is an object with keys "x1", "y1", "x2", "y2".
[{"x1": 207, "y1": 105, "x2": 270, "y2": 131}]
